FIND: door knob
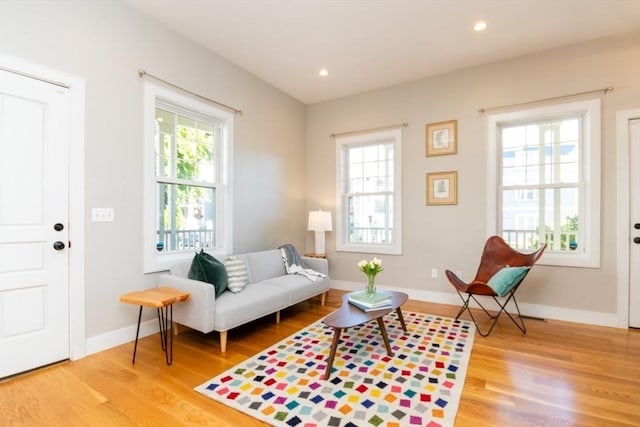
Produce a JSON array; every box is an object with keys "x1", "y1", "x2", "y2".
[
  {"x1": 53, "y1": 241, "x2": 66, "y2": 250},
  {"x1": 635, "y1": 223, "x2": 640, "y2": 230},
  {"x1": 634, "y1": 237, "x2": 640, "y2": 244},
  {"x1": 54, "y1": 223, "x2": 64, "y2": 231}
]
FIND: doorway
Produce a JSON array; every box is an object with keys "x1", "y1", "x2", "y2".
[
  {"x1": 628, "y1": 118, "x2": 640, "y2": 327},
  {"x1": 0, "y1": 56, "x2": 85, "y2": 376},
  {"x1": 617, "y1": 108, "x2": 640, "y2": 328}
]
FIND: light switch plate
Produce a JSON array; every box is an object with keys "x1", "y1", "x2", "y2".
[{"x1": 92, "y1": 208, "x2": 114, "y2": 222}]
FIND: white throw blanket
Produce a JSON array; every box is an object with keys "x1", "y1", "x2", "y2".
[{"x1": 280, "y1": 248, "x2": 327, "y2": 282}]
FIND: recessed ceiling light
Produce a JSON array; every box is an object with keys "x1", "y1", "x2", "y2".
[
  {"x1": 319, "y1": 68, "x2": 329, "y2": 77},
  {"x1": 474, "y1": 21, "x2": 487, "y2": 32}
]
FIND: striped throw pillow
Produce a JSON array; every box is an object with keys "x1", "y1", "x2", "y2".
[{"x1": 224, "y1": 256, "x2": 248, "y2": 293}]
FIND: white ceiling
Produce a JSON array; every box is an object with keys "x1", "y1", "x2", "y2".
[{"x1": 127, "y1": 0, "x2": 640, "y2": 104}]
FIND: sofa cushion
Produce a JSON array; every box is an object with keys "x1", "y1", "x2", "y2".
[
  {"x1": 224, "y1": 255, "x2": 248, "y2": 293},
  {"x1": 214, "y1": 282, "x2": 288, "y2": 331},
  {"x1": 260, "y1": 274, "x2": 329, "y2": 306},
  {"x1": 238, "y1": 249, "x2": 286, "y2": 284},
  {"x1": 188, "y1": 250, "x2": 228, "y2": 297}
]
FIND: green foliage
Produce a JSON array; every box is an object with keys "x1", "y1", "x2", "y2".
[
  {"x1": 561, "y1": 214, "x2": 578, "y2": 231},
  {"x1": 160, "y1": 120, "x2": 213, "y2": 232},
  {"x1": 532, "y1": 215, "x2": 579, "y2": 250}
]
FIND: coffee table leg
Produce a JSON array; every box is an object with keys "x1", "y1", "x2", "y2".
[
  {"x1": 376, "y1": 318, "x2": 393, "y2": 356},
  {"x1": 324, "y1": 327, "x2": 342, "y2": 380},
  {"x1": 396, "y1": 308, "x2": 408, "y2": 332}
]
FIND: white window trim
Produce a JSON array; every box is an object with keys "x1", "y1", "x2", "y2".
[
  {"x1": 486, "y1": 98, "x2": 601, "y2": 268},
  {"x1": 143, "y1": 81, "x2": 233, "y2": 273},
  {"x1": 335, "y1": 128, "x2": 402, "y2": 255}
]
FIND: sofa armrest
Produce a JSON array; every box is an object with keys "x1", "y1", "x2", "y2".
[
  {"x1": 158, "y1": 274, "x2": 216, "y2": 334},
  {"x1": 302, "y1": 256, "x2": 329, "y2": 276}
]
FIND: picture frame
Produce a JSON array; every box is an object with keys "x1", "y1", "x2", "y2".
[
  {"x1": 426, "y1": 171, "x2": 458, "y2": 205},
  {"x1": 426, "y1": 119, "x2": 457, "y2": 156}
]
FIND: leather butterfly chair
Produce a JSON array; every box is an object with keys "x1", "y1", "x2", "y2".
[{"x1": 445, "y1": 236, "x2": 546, "y2": 337}]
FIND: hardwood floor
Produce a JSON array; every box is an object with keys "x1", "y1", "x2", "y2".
[{"x1": 1, "y1": 289, "x2": 639, "y2": 426}]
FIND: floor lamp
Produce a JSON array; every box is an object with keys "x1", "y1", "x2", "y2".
[{"x1": 307, "y1": 210, "x2": 332, "y2": 256}]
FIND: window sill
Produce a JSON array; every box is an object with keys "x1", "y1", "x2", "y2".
[
  {"x1": 144, "y1": 248, "x2": 228, "y2": 274},
  {"x1": 537, "y1": 251, "x2": 600, "y2": 269},
  {"x1": 336, "y1": 242, "x2": 401, "y2": 256}
]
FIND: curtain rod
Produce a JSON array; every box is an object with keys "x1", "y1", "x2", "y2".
[
  {"x1": 330, "y1": 122, "x2": 408, "y2": 139},
  {"x1": 478, "y1": 85, "x2": 614, "y2": 114},
  {"x1": 138, "y1": 69, "x2": 243, "y2": 115},
  {"x1": 0, "y1": 65, "x2": 70, "y2": 89}
]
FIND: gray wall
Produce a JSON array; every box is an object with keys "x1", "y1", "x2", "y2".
[
  {"x1": 0, "y1": 1, "x2": 307, "y2": 339},
  {"x1": 1, "y1": 0, "x2": 638, "y2": 343},
  {"x1": 306, "y1": 32, "x2": 640, "y2": 316}
]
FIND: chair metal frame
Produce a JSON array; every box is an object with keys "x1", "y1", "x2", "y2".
[{"x1": 445, "y1": 236, "x2": 546, "y2": 337}]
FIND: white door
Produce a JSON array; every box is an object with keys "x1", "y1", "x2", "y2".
[
  {"x1": 630, "y1": 118, "x2": 640, "y2": 328},
  {"x1": 0, "y1": 69, "x2": 70, "y2": 377}
]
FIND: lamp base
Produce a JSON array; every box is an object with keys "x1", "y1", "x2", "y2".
[{"x1": 314, "y1": 231, "x2": 326, "y2": 256}]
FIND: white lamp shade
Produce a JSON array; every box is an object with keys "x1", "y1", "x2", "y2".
[{"x1": 307, "y1": 210, "x2": 333, "y2": 231}]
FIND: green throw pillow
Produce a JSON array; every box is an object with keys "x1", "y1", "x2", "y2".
[
  {"x1": 487, "y1": 266, "x2": 530, "y2": 297},
  {"x1": 188, "y1": 250, "x2": 228, "y2": 297}
]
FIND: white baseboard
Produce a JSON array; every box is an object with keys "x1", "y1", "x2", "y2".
[
  {"x1": 328, "y1": 279, "x2": 622, "y2": 329},
  {"x1": 85, "y1": 318, "x2": 160, "y2": 356},
  {"x1": 84, "y1": 279, "x2": 622, "y2": 356}
]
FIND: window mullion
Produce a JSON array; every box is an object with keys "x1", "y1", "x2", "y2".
[
  {"x1": 156, "y1": 177, "x2": 216, "y2": 188},
  {"x1": 535, "y1": 127, "x2": 546, "y2": 249}
]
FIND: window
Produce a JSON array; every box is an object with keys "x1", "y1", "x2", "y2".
[
  {"x1": 336, "y1": 128, "x2": 402, "y2": 254},
  {"x1": 143, "y1": 82, "x2": 233, "y2": 273},
  {"x1": 487, "y1": 99, "x2": 600, "y2": 267}
]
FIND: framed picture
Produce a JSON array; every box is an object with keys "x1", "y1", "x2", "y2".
[
  {"x1": 426, "y1": 171, "x2": 458, "y2": 205},
  {"x1": 426, "y1": 120, "x2": 457, "y2": 156}
]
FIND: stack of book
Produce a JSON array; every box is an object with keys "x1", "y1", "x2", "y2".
[{"x1": 348, "y1": 291, "x2": 392, "y2": 312}]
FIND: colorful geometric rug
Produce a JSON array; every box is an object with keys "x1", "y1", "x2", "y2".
[{"x1": 195, "y1": 310, "x2": 475, "y2": 427}]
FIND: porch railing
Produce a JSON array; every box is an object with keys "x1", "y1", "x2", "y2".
[
  {"x1": 502, "y1": 229, "x2": 578, "y2": 251},
  {"x1": 156, "y1": 228, "x2": 215, "y2": 251},
  {"x1": 349, "y1": 226, "x2": 393, "y2": 244}
]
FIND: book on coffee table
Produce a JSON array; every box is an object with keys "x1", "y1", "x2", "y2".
[
  {"x1": 349, "y1": 291, "x2": 392, "y2": 305},
  {"x1": 348, "y1": 298, "x2": 393, "y2": 312},
  {"x1": 348, "y1": 291, "x2": 393, "y2": 312}
]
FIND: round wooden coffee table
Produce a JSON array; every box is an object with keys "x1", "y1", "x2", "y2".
[{"x1": 322, "y1": 290, "x2": 408, "y2": 380}]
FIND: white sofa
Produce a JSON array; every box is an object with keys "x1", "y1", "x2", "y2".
[{"x1": 158, "y1": 249, "x2": 329, "y2": 352}]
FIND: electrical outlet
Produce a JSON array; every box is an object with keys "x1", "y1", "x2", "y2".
[
  {"x1": 92, "y1": 208, "x2": 114, "y2": 222},
  {"x1": 431, "y1": 268, "x2": 437, "y2": 279}
]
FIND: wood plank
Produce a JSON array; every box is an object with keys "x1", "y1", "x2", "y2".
[{"x1": 1, "y1": 289, "x2": 639, "y2": 426}]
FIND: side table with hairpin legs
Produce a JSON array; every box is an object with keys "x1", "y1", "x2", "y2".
[{"x1": 119, "y1": 286, "x2": 190, "y2": 365}]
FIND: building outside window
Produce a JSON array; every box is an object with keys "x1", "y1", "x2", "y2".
[
  {"x1": 335, "y1": 128, "x2": 402, "y2": 255},
  {"x1": 487, "y1": 99, "x2": 600, "y2": 268}
]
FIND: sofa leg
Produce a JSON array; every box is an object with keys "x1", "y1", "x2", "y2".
[
  {"x1": 220, "y1": 330, "x2": 228, "y2": 352},
  {"x1": 276, "y1": 310, "x2": 281, "y2": 324},
  {"x1": 172, "y1": 322, "x2": 180, "y2": 336},
  {"x1": 321, "y1": 292, "x2": 327, "y2": 306}
]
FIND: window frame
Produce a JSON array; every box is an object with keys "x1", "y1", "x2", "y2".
[
  {"x1": 486, "y1": 98, "x2": 601, "y2": 268},
  {"x1": 335, "y1": 128, "x2": 402, "y2": 255},
  {"x1": 143, "y1": 81, "x2": 233, "y2": 273}
]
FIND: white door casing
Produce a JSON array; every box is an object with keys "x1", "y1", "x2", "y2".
[
  {"x1": 616, "y1": 108, "x2": 640, "y2": 328},
  {"x1": 0, "y1": 69, "x2": 71, "y2": 377},
  {"x1": 628, "y1": 118, "x2": 640, "y2": 327}
]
